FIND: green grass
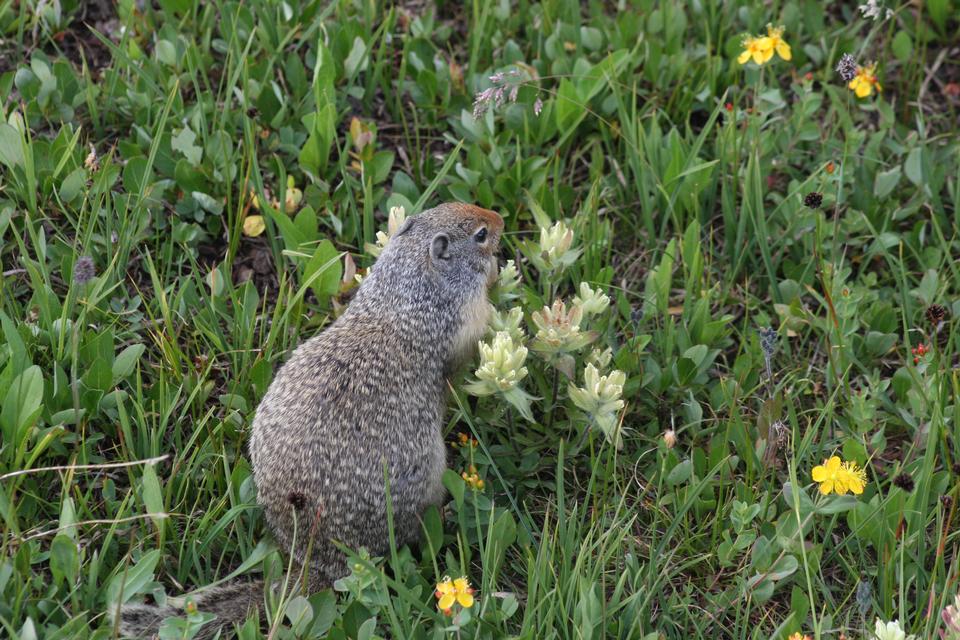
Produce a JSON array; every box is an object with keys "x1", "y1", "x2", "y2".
[{"x1": 1, "y1": 0, "x2": 959, "y2": 638}]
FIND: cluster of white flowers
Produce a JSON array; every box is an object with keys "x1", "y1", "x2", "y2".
[
  {"x1": 466, "y1": 217, "x2": 624, "y2": 445},
  {"x1": 871, "y1": 618, "x2": 915, "y2": 640},
  {"x1": 568, "y1": 364, "x2": 627, "y2": 448},
  {"x1": 858, "y1": 0, "x2": 893, "y2": 20},
  {"x1": 466, "y1": 331, "x2": 534, "y2": 421}
]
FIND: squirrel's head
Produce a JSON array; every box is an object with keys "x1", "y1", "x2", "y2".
[
  {"x1": 379, "y1": 202, "x2": 503, "y2": 289},
  {"x1": 417, "y1": 202, "x2": 503, "y2": 282},
  {"x1": 361, "y1": 202, "x2": 503, "y2": 363}
]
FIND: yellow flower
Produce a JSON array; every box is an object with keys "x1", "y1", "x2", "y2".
[
  {"x1": 435, "y1": 576, "x2": 475, "y2": 613},
  {"x1": 461, "y1": 469, "x2": 485, "y2": 491},
  {"x1": 788, "y1": 633, "x2": 811, "y2": 640},
  {"x1": 812, "y1": 456, "x2": 868, "y2": 496},
  {"x1": 842, "y1": 460, "x2": 868, "y2": 495},
  {"x1": 242, "y1": 215, "x2": 265, "y2": 237},
  {"x1": 738, "y1": 35, "x2": 774, "y2": 65},
  {"x1": 765, "y1": 25, "x2": 791, "y2": 61},
  {"x1": 849, "y1": 63, "x2": 882, "y2": 98},
  {"x1": 812, "y1": 456, "x2": 847, "y2": 495}
]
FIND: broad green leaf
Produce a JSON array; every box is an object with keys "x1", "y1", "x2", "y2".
[
  {"x1": 50, "y1": 534, "x2": 79, "y2": 586},
  {"x1": 112, "y1": 344, "x2": 146, "y2": 381},
  {"x1": 302, "y1": 239, "x2": 342, "y2": 302},
  {"x1": 0, "y1": 123, "x2": 24, "y2": 169},
  {"x1": 666, "y1": 459, "x2": 693, "y2": 486},
  {"x1": 891, "y1": 31, "x2": 913, "y2": 62},
  {"x1": 873, "y1": 166, "x2": 901, "y2": 199},
  {"x1": 106, "y1": 549, "x2": 161, "y2": 605},
  {"x1": 140, "y1": 463, "x2": 166, "y2": 529},
  {"x1": 0, "y1": 365, "x2": 44, "y2": 444},
  {"x1": 903, "y1": 147, "x2": 923, "y2": 186},
  {"x1": 555, "y1": 79, "x2": 583, "y2": 134},
  {"x1": 171, "y1": 127, "x2": 203, "y2": 166}
]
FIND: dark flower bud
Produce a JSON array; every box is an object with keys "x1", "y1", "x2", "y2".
[
  {"x1": 892, "y1": 473, "x2": 914, "y2": 492},
  {"x1": 804, "y1": 192, "x2": 823, "y2": 209},
  {"x1": 926, "y1": 304, "x2": 947, "y2": 326}
]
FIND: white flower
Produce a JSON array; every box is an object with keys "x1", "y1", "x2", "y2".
[
  {"x1": 872, "y1": 618, "x2": 915, "y2": 640},
  {"x1": 568, "y1": 363, "x2": 627, "y2": 448},
  {"x1": 539, "y1": 220, "x2": 574, "y2": 263},
  {"x1": 523, "y1": 218, "x2": 582, "y2": 274},
  {"x1": 858, "y1": 0, "x2": 893, "y2": 20},
  {"x1": 475, "y1": 331, "x2": 528, "y2": 392},
  {"x1": 366, "y1": 206, "x2": 408, "y2": 257},
  {"x1": 530, "y1": 299, "x2": 596, "y2": 354},
  {"x1": 587, "y1": 347, "x2": 613, "y2": 369},
  {"x1": 488, "y1": 305, "x2": 525, "y2": 343},
  {"x1": 84, "y1": 144, "x2": 99, "y2": 171},
  {"x1": 494, "y1": 259, "x2": 522, "y2": 300},
  {"x1": 465, "y1": 331, "x2": 535, "y2": 420},
  {"x1": 573, "y1": 282, "x2": 610, "y2": 316}
]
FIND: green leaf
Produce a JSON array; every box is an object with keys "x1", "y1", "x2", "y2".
[
  {"x1": 140, "y1": 463, "x2": 166, "y2": 528},
  {"x1": 814, "y1": 495, "x2": 859, "y2": 515},
  {"x1": 306, "y1": 591, "x2": 337, "y2": 636},
  {"x1": 891, "y1": 31, "x2": 913, "y2": 62},
  {"x1": 50, "y1": 534, "x2": 79, "y2": 587},
  {"x1": 106, "y1": 549, "x2": 161, "y2": 605},
  {"x1": 344, "y1": 37, "x2": 368, "y2": 78},
  {"x1": 873, "y1": 165, "x2": 901, "y2": 199},
  {"x1": 0, "y1": 365, "x2": 44, "y2": 444},
  {"x1": 192, "y1": 191, "x2": 223, "y2": 215},
  {"x1": 442, "y1": 469, "x2": 465, "y2": 508},
  {"x1": 682, "y1": 344, "x2": 708, "y2": 367},
  {"x1": 665, "y1": 459, "x2": 693, "y2": 486},
  {"x1": 302, "y1": 239, "x2": 342, "y2": 302},
  {"x1": 171, "y1": 127, "x2": 203, "y2": 166},
  {"x1": 112, "y1": 344, "x2": 146, "y2": 381},
  {"x1": 285, "y1": 596, "x2": 314, "y2": 634},
  {"x1": 555, "y1": 79, "x2": 583, "y2": 134},
  {"x1": 155, "y1": 40, "x2": 178, "y2": 66},
  {"x1": 903, "y1": 147, "x2": 923, "y2": 186},
  {"x1": 59, "y1": 167, "x2": 87, "y2": 203},
  {"x1": 0, "y1": 123, "x2": 25, "y2": 169}
]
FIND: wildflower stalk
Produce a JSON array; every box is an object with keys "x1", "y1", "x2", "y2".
[{"x1": 787, "y1": 459, "x2": 822, "y2": 639}]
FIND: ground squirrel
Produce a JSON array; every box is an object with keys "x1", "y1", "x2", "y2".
[{"x1": 116, "y1": 202, "x2": 504, "y2": 638}]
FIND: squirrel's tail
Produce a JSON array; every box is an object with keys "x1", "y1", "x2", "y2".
[{"x1": 114, "y1": 579, "x2": 263, "y2": 639}]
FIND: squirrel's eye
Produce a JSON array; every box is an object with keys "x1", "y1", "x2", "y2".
[{"x1": 474, "y1": 228, "x2": 488, "y2": 243}]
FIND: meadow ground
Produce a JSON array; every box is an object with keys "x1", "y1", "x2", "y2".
[{"x1": 1, "y1": 1, "x2": 960, "y2": 639}]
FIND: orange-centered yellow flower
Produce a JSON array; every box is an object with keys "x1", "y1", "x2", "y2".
[
  {"x1": 849, "y1": 63, "x2": 882, "y2": 98},
  {"x1": 738, "y1": 35, "x2": 774, "y2": 65},
  {"x1": 435, "y1": 576, "x2": 475, "y2": 614},
  {"x1": 842, "y1": 460, "x2": 868, "y2": 495},
  {"x1": 812, "y1": 456, "x2": 868, "y2": 496},
  {"x1": 813, "y1": 456, "x2": 847, "y2": 495},
  {"x1": 737, "y1": 25, "x2": 791, "y2": 66},
  {"x1": 765, "y1": 25, "x2": 791, "y2": 61}
]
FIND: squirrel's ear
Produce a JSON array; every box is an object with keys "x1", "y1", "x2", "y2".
[
  {"x1": 430, "y1": 233, "x2": 450, "y2": 261},
  {"x1": 395, "y1": 217, "x2": 415, "y2": 237}
]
